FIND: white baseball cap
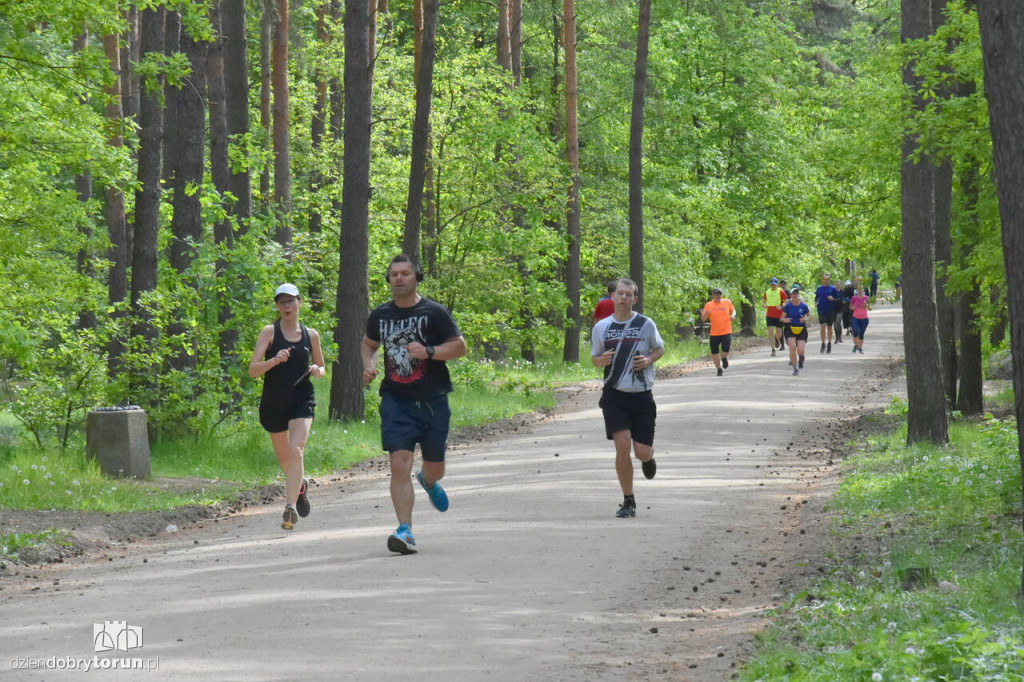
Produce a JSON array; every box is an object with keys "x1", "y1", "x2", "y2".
[{"x1": 274, "y1": 283, "x2": 300, "y2": 300}]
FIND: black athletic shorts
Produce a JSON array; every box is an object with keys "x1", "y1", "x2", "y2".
[
  {"x1": 817, "y1": 311, "x2": 836, "y2": 325},
  {"x1": 766, "y1": 316, "x2": 784, "y2": 328},
  {"x1": 783, "y1": 325, "x2": 809, "y2": 342},
  {"x1": 259, "y1": 395, "x2": 316, "y2": 433},
  {"x1": 379, "y1": 391, "x2": 451, "y2": 462},
  {"x1": 709, "y1": 333, "x2": 732, "y2": 355},
  {"x1": 599, "y1": 387, "x2": 656, "y2": 446}
]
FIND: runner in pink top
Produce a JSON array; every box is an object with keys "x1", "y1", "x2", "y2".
[{"x1": 849, "y1": 288, "x2": 871, "y2": 354}]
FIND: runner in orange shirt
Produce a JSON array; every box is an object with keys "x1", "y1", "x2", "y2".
[{"x1": 700, "y1": 288, "x2": 737, "y2": 376}]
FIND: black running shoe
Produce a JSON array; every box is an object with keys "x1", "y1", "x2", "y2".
[
  {"x1": 642, "y1": 458, "x2": 657, "y2": 480},
  {"x1": 820, "y1": 343, "x2": 826, "y2": 354},
  {"x1": 721, "y1": 357, "x2": 729, "y2": 369},
  {"x1": 826, "y1": 343, "x2": 832, "y2": 354},
  {"x1": 717, "y1": 368, "x2": 723, "y2": 376},
  {"x1": 296, "y1": 478, "x2": 310, "y2": 518},
  {"x1": 615, "y1": 500, "x2": 637, "y2": 518}
]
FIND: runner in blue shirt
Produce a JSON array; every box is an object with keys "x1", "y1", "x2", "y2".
[
  {"x1": 814, "y1": 273, "x2": 840, "y2": 354},
  {"x1": 781, "y1": 288, "x2": 811, "y2": 376}
]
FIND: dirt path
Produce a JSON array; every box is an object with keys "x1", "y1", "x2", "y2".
[{"x1": 0, "y1": 305, "x2": 906, "y2": 681}]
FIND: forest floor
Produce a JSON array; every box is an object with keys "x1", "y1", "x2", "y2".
[{"x1": 0, "y1": 306, "x2": 906, "y2": 681}]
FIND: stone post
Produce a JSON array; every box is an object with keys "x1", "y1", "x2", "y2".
[{"x1": 85, "y1": 407, "x2": 151, "y2": 479}]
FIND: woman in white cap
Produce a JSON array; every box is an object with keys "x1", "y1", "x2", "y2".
[{"x1": 248, "y1": 283, "x2": 326, "y2": 530}]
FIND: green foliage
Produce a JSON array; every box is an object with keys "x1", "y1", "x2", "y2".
[
  {"x1": 0, "y1": 0, "x2": 1006, "y2": 443},
  {"x1": 740, "y1": 418, "x2": 1024, "y2": 681}
]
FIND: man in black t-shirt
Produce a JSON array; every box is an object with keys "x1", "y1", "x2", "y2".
[{"x1": 361, "y1": 254, "x2": 467, "y2": 555}]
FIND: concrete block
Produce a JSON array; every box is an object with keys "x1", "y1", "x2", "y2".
[{"x1": 85, "y1": 407, "x2": 151, "y2": 479}]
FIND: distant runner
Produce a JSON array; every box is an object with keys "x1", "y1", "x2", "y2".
[
  {"x1": 781, "y1": 288, "x2": 811, "y2": 376},
  {"x1": 701, "y1": 288, "x2": 737, "y2": 376},
  {"x1": 763, "y1": 277, "x2": 788, "y2": 357}
]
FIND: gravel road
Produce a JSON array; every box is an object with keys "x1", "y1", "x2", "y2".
[{"x1": 1, "y1": 304, "x2": 905, "y2": 681}]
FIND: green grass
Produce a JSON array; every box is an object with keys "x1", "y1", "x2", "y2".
[
  {"x1": 0, "y1": 337, "x2": 713, "y2": 513},
  {"x1": 0, "y1": 529, "x2": 74, "y2": 562},
  {"x1": 739, "y1": 417, "x2": 1024, "y2": 681}
]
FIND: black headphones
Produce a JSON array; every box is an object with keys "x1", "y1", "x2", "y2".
[{"x1": 385, "y1": 257, "x2": 425, "y2": 283}]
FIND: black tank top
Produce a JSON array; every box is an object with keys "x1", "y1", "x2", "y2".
[{"x1": 261, "y1": 321, "x2": 314, "y2": 401}]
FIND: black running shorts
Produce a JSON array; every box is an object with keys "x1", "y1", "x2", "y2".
[
  {"x1": 259, "y1": 395, "x2": 315, "y2": 433},
  {"x1": 599, "y1": 387, "x2": 656, "y2": 446}
]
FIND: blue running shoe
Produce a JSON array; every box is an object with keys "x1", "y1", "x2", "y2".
[
  {"x1": 387, "y1": 524, "x2": 417, "y2": 554},
  {"x1": 417, "y1": 470, "x2": 449, "y2": 512}
]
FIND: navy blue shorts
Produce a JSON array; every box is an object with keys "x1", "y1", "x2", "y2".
[
  {"x1": 851, "y1": 317, "x2": 869, "y2": 339},
  {"x1": 259, "y1": 395, "x2": 315, "y2": 433},
  {"x1": 380, "y1": 392, "x2": 451, "y2": 462}
]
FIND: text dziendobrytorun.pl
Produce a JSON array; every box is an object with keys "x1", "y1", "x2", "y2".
[{"x1": 9, "y1": 656, "x2": 160, "y2": 672}]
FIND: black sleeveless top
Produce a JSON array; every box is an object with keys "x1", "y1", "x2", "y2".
[{"x1": 261, "y1": 322, "x2": 314, "y2": 403}]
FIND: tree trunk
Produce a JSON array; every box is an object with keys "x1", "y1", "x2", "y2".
[
  {"x1": 121, "y1": 6, "x2": 141, "y2": 124},
  {"x1": 977, "y1": 0, "x2": 1024, "y2": 595},
  {"x1": 955, "y1": 161, "x2": 983, "y2": 415},
  {"x1": 628, "y1": 0, "x2": 651, "y2": 311},
  {"x1": 164, "y1": 17, "x2": 208, "y2": 371},
  {"x1": 403, "y1": 0, "x2": 438, "y2": 259},
  {"x1": 209, "y1": 1, "x2": 238, "y2": 361},
  {"x1": 272, "y1": 0, "x2": 292, "y2": 253},
  {"x1": 223, "y1": 0, "x2": 253, "y2": 227},
  {"x1": 901, "y1": 0, "x2": 948, "y2": 444},
  {"x1": 329, "y1": 0, "x2": 375, "y2": 421},
  {"x1": 309, "y1": 3, "x2": 329, "y2": 240},
  {"x1": 131, "y1": 6, "x2": 164, "y2": 345},
  {"x1": 497, "y1": 0, "x2": 512, "y2": 72},
  {"x1": 102, "y1": 33, "x2": 129, "y2": 374},
  {"x1": 739, "y1": 287, "x2": 757, "y2": 337},
  {"x1": 260, "y1": 0, "x2": 272, "y2": 205},
  {"x1": 162, "y1": 11, "x2": 181, "y2": 185},
  {"x1": 561, "y1": 0, "x2": 580, "y2": 363},
  {"x1": 74, "y1": 33, "x2": 96, "y2": 331},
  {"x1": 934, "y1": 158, "x2": 956, "y2": 406},
  {"x1": 510, "y1": 0, "x2": 522, "y2": 85}
]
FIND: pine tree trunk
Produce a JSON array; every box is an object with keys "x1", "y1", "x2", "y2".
[
  {"x1": 403, "y1": 0, "x2": 438, "y2": 259},
  {"x1": 131, "y1": 6, "x2": 164, "y2": 345},
  {"x1": 102, "y1": 33, "x2": 129, "y2": 374},
  {"x1": 272, "y1": 0, "x2": 292, "y2": 253},
  {"x1": 209, "y1": 1, "x2": 238, "y2": 360},
  {"x1": 329, "y1": 0, "x2": 375, "y2": 421},
  {"x1": 74, "y1": 33, "x2": 96, "y2": 331},
  {"x1": 164, "y1": 17, "x2": 208, "y2": 372},
  {"x1": 901, "y1": 0, "x2": 948, "y2": 444},
  {"x1": 223, "y1": 0, "x2": 253, "y2": 227},
  {"x1": 562, "y1": 0, "x2": 580, "y2": 363},
  {"x1": 955, "y1": 162, "x2": 983, "y2": 415},
  {"x1": 628, "y1": 0, "x2": 651, "y2": 311},
  {"x1": 977, "y1": 0, "x2": 1024, "y2": 595},
  {"x1": 259, "y1": 0, "x2": 272, "y2": 205}
]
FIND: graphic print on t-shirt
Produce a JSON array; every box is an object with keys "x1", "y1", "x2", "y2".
[
  {"x1": 379, "y1": 316, "x2": 429, "y2": 384},
  {"x1": 603, "y1": 316, "x2": 651, "y2": 391}
]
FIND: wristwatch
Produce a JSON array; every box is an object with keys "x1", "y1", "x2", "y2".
[{"x1": 425, "y1": 345, "x2": 435, "y2": 359}]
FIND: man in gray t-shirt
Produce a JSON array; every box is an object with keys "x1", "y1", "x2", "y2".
[{"x1": 591, "y1": 278, "x2": 666, "y2": 518}]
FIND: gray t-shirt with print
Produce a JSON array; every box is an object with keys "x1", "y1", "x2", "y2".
[{"x1": 591, "y1": 312, "x2": 665, "y2": 393}]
